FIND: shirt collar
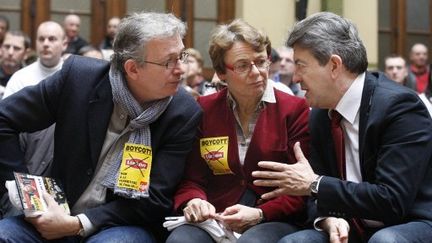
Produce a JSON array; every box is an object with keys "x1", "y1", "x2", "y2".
[
  {"x1": 331, "y1": 72, "x2": 366, "y2": 124},
  {"x1": 227, "y1": 80, "x2": 276, "y2": 109}
]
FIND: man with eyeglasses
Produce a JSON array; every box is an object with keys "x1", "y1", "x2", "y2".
[
  {"x1": 168, "y1": 19, "x2": 309, "y2": 243},
  {"x1": 0, "y1": 12, "x2": 201, "y2": 243}
]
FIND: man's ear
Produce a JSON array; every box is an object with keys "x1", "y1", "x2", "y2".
[
  {"x1": 329, "y1": 54, "x2": 343, "y2": 78},
  {"x1": 61, "y1": 38, "x2": 68, "y2": 52},
  {"x1": 23, "y1": 48, "x2": 31, "y2": 61},
  {"x1": 124, "y1": 59, "x2": 139, "y2": 81}
]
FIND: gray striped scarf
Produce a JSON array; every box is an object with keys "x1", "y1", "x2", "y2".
[{"x1": 103, "y1": 67, "x2": 172, "y2": 199}]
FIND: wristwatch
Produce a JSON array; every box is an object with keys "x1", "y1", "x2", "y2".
[{"x1": 310, "y1": 175, "x2": 323, "y2": 198}]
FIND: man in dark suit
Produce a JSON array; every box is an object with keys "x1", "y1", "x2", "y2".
[
  {"x1": 0, "y1": 12, "x2": 201, "y2": 242},
  {"x1": 253, "y1": 12, "x2": 432, "y2": 243}
]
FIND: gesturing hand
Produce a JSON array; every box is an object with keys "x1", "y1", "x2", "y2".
[{"x1": 252, "y1": 141, "x2": 318, "y2": 199}]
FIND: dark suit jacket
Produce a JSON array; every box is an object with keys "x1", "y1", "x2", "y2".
[
  {"x1": 0, "y1": 55, "x2": 202, "y2": 232},
  {"x1": 308, "y1": 72, "x2": 432, "y2": 226}
]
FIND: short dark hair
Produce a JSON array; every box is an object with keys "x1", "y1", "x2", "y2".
[
  {"x1": 6, "y1": 30, "x2": 31, "y2": 49},
  {"x1": 287, "y1": 12, "x2": 368, "y2": 74},
  {"x1": 0, "y1": 15, "x2": 9, "y2": 30}
]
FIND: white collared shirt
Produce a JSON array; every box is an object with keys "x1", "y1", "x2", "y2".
[
  {"x1": 331, "y1": 72, "x2": 383, "y2": 227},
  {"x1": 332, "y1": 72, "x2": 365, "y2": 183}
]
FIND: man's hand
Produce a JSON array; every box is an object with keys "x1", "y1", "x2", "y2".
[
  {"x1": 320, "y1": 217, "x2": 350, "y2": 243},
  {"x1": 252, "y1": 141, "x2": 318, "y2": 199},
  {"x1": 25, "y1": 192, "x2": 81, "y2": 240},
  {"x1": 214, "y1": 204, "x2": 261, "y2": 233},
  {"x1": 183, "y1": 198, "x2": 216, "y2": 223}
]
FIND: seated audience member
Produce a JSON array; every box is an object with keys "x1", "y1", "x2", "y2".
[
  {"x1": 0, "y1": 21, "x2": 67, "y2": 219},
  {"x1": 0, "y1": 15, "x2": 10, "y2": 60},
  {"x1": 269, "y1": 48, "x2": 281, "y2": 79},
  {"x1": 0, "y1": 31, "x2": 31, "y2": 97},
  {"x1": 63, "y1": 14, "x2": 88, "y2": 55},
  {"x1": 0, "y1": 15, "x2": 9, "y2": 45},
  {"x1": 99, "y1": 17, "x2": 120, "y2": 60},
  {"x1": 274, "y1": 46, "x2": 304, "y2": 97},
  {"x1": 0, "y1": 12, "x2": 201, "y2": 242},
  {"x1": 268, "y1": 48, "x2": 293, "y2": 95},
  {"x1": 407, "y1": 43, "x2": 430, "y2": 93},
  {"x1": 384, "y1": 54, "x2": 432, "y2": 116},
  {"x1": 167, "y1": 19, "x2": 310, "y2": 243},
  {"x1": 183, "y1": 48, "x2": 208, "y2": 95},
  {"x1": 99, "y1": 17, "x2": 120, "y2": 50},
  {"x1": 253, "y1": 12, "x2": 432, "y2": 243}
]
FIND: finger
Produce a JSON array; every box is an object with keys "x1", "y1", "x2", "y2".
[
  {"x1": 42, "y1": 192, "x2": 57, "y2": 207},
  {"x1": 329, "y1": 232, "x2": 342, "y2": 243},
  {"x1": 337, "y1": 224, "x2": 349, "y2": 240},
  {"x1": 260, "y1": 188, "x2": 285, "y2": 200},
  {"x1": 253, "y1": 178, "x2": 279, "y2": 187},
  {"x1": 251, "y1": 170, "x2": 281, "y2": 180},
  {"x1": 256, "y1": 161, "x2": 286, "y2": 172},
  {"x1": 220, "y1": 205, "x2": 239, "y2": 216},
  {"x1": 183, "y1": 207, "x2": 194, "y2": 222},
  {"x1": 328, "y1": 224, "x2": 341, "y2": 243},
  {"x1": 293, "y1": 142, "x2": 307, "y2": 162}
]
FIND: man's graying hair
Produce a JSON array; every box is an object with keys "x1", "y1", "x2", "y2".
[
  {"x1": 286, "y1": 12, "x2": 368, "y2": 74},
  {"x1": 111, "y1": 12, "x2": 186, "y2": 74}
]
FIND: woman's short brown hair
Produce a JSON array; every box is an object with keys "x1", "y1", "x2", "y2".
[{"x1": 208, "y1": 19, "x2": 271, "y2": 75}]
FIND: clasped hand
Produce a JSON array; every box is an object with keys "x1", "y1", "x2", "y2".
[{"x1": 183, "y1": 198, "x2": 261, "y2": 233}]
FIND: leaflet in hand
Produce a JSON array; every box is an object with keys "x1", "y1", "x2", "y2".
[{"x1": 12, "y1": 172, "x2": 70, "y2": 217}]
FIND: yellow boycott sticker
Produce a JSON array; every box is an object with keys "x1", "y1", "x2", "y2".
[
  {"x1": 200, "y1": 136, "x2": 232, "y2": 175},
  {"x1": 116, "y1": 143, "x2": 152, "y2": 192}
]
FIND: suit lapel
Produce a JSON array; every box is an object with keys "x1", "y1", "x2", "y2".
[
  {"x1": 358, "y1": 72, "x2": 377, "y2": 175},
  {"x1": 88, "y1": 75, "x2": 113, "y2": 167}
]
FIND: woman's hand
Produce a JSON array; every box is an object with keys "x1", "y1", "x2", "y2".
[
  {"x1": 183, "y1": 198, "x2": 216, "y2": 223},
  {"x1": 215, "y1": 204, "x2": 262, "y2": 233}
]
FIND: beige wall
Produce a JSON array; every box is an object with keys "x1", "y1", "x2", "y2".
[
  {"x1": 235, "y1": 0, "x2": 378, "y2": 69},
  {"x1": 235, "y1": 0, "x2": 295, "y2": 48},
  {"x1": 343, "y1": 0, "x2": 378, "y2": 69}
]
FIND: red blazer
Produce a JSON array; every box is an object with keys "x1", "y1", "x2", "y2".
[{"x1": 174, "y1": 88, "x2": 310, "y2": 221}]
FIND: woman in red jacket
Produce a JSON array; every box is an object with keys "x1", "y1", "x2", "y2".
[{"x1": 167, "y1": 19, "x2": 310, "y2": 243}]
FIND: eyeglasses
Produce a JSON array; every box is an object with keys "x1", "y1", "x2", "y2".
[
  {"x1": 225, "y1": 59, "x2": 270, "y2": 74},
  {"x1": 143, "y1": 52, "x2": 189, "y2": 69}
]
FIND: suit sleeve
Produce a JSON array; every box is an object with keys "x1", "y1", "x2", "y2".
[
  {"x1": 315, "y1": 92, "x2": 432, "y2": 224},
  {"x1": 0, "y1": 64, "x2": 66, "y2": 194}
]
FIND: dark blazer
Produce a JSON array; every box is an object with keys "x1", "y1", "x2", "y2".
[
  {"x1": 0, "y1": 55, "x2": 202, "y2": 231},
  {"x1": 174, "y1": 88, "x2": 310, "y2": 221},
  {"x1": 308, "y1": 71, "x2": 432, "y2": 226}
]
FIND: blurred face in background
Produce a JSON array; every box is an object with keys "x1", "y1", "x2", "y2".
[
  {"x1": 107, "y1": 17, "x2": 120, "y2": 39},
  {"x1": 36, "y1": 22, "x2": 67, "y2": 67},
  {"x1": 63, "y1": 14, "x2": 81, "y2": 39},
  {"x1": 385, "y1": 56, "x2": 408, "y2": 85},
  {"x1": 410, "y1": 43, "x2": 428, "y2": 68},
  {"x1": 0, "y1": 20, "x2": 8, "y2": 42},
  {"x1": 1, "y1": 33, "x2": 27, "y2": 71},
  {"x1": 278, "y1": 48, "x2": 295, "y2": 76}
]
